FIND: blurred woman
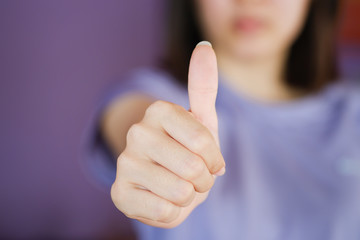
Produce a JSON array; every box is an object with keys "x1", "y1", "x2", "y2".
[{"x1": 86, "y1": 0, "x2": 360, "y2": 239}]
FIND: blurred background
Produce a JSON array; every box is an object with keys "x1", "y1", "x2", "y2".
[{"x1": 0, "y1": 0, "x2": 359, "y2": 239}]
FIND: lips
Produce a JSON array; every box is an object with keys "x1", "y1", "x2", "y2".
[{"x1": 233, "y1": 17, "x2": 264, "y2": 33}]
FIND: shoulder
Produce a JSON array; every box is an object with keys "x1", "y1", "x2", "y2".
[
  {"x1": 112, "y1": 66, "x2": 189, "y2": 108},
  {"x1": 327, "y1": 79, "x2": 360, "y2": 108},
  {"x1": 122, "y1": 67, "x2": 185, "y2": 91},
  {"x1": 343, "y1": 80, "x2": 360, "y2": 123},
  {"x1": 325, "y1": 79, "x2": 360, "y2": 127}
]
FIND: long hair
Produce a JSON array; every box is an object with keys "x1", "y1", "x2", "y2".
[{"x1": 161, "y1": 0, "x2": 340, "y2": 93}]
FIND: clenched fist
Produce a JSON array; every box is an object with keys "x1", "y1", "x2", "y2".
[{"x1": 110, "y1": 41, "x2": 226, "y2": 229}]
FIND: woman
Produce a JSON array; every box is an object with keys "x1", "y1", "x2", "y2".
[{"x1": 85, "y1": 0, "x2": 360, "y2": 239}]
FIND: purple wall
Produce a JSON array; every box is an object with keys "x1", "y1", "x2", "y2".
[
  {"x1": 0, "y1": 1, "x2": 359, "y2": 239},
  {"x1": 0, "y1": 0, "x2": 164, "y2": 239}
]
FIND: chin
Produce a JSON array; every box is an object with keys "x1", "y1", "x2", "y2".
[{"x1": 231, "y1": 42, "x2": 274, "y2": 61}]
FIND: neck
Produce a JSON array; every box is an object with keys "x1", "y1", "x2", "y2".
[{"x1": 216, "y1": 50, "x2": 305, "y2": 103}]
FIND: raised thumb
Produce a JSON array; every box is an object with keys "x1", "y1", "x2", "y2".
[{"x1": 188, "y1": 41, "x2": 219, "y2": 145}]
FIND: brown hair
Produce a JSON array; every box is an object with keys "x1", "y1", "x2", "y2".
[{"x1": 161, "y1": 0, "x2": 340, "y2": 93}]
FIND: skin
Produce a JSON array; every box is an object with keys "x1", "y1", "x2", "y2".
[
  {"x1": 105, "y1": 0, "x2": 311, "y2": 229},
  {"x1": 196, "y1": 0, "x2": 311, "y2": 102},
  {"x1": 107, "y1": 45, "x2": 223, "y2": 228}
]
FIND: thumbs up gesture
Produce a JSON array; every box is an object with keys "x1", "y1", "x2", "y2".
[
  {"x1": 189, "y1": 41, "x2": 220, "y2": 147},
  {"x1": 111, "y1": 42, "x2": 226, "y2": 228}
]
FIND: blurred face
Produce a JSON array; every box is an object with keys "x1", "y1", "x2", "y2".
[{"x1": 196, "y1": 0, "x2": 311, "y2": 60}]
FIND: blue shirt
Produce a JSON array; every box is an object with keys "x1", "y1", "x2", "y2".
[{"x1": 83, "y1": 67, "x2": 360, "y2": 240}]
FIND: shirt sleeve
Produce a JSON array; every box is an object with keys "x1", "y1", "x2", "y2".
[{"x1": 80, "y1": 68, "x2": 188, "y2": 191}]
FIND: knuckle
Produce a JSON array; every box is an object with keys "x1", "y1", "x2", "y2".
[
  {"x1": 173, "y1": 180, "x2": 195, "y2": 206},
  {"x1": 146, "y1": 100, "x2": 172, "y2": 117},
  {"x1": 195, "y1": 175, "x2": 215, "y2": 193},
  {"x1": 183, "y1": 155, "x2": 205, "y2": 181},
  {"x1": 116, "y1": 153, "x2": 141, "y2": 182},
  {"x1": 110, "y1": 182, "x2": 128, "y2": 213},
  {"x1": 154, "y1": 200, "x2": 179, "y2": 223},
  {"x1": 200, "y1": 174, "x2": 215, "y2": 192},
  {"x1": 126, "y1": 123, "x2": 144, "y2": 142},
  {"x1": 209, "y1": 159, "x2": 224, "y2": 174},
  {"x1": 110, "y1": 183, "x2": 118, "y2": 203},
  {"x1": 192, "y1": 129, "x2": 213, "y2": 154},
  {"x1": 116, "y1": 153, "x2": 132, "y2": 171},
  {"x1": 122, "y1": 207, "x2": 140, "y2": 220}
]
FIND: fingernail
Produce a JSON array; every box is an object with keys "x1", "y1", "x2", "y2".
[
  {"x1": 197, "y1": 41, "x2": 212, "y2": 48},
  {"x1": 214, "y1": 166, "x2": 225, "y2": 176}
]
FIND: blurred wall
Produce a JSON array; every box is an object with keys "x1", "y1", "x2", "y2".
[
  {"x1": 0, "y1": 0, "x2": 359, "y2": 239},
  {"x1": 0, "y1": 0, "x2": 164, "y2": 239}
]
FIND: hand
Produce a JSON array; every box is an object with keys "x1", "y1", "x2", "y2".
[{"x1": 110, "y1": 41, "x2": 225, "y2": 228}]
